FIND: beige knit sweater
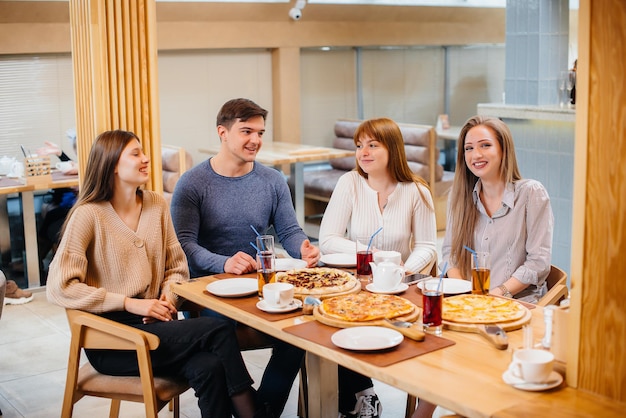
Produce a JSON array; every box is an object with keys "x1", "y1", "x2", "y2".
[{"x1": 46, "y1": 190, "x2": 189, "y2": 313}]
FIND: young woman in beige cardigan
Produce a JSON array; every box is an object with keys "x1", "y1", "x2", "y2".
[{"x1": 46, "y1": 130, "x2": 269, "y2": 418}]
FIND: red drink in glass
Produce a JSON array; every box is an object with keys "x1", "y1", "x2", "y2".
[
  {"x1": 422, "y1": 290, "x2": 443, "y2": 335},
  {"x1": 356, "y1": 251, "x2": 373, "y2": 278}
]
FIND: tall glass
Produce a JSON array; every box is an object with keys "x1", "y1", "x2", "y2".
[
  {"x1": 471, "y1": 252, "x2": 491, "y2": 295},
  {"x1": 356, "y1": 235, "x2": 376, "y2": 281},
  {"x1": 257, "y1": 251, "x2": 276, "y2": 299},
  {"x1": 422, "y1": 281, "x2": 443, "y2": 336}
]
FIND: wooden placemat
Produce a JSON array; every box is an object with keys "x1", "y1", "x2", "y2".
[{"x1": 283, "y1": 320, "x2": 455, "y2": 367}]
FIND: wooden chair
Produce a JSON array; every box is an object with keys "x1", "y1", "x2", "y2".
[
  {"x1": 537, "y1": 265, "x2": 569, "y2": 307},
  {"x1": 61, "y1": 309, "x2": 190, "y2": 418}
]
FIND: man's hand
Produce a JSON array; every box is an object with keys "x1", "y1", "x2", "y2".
[
  {"x1": 224, "y1": 251, "x2": 256, "y2": 274},
  {"x1": 124, "y1": 294, "x2": 177, "y2": 323},
  {"x1": 300, "y1": 239, "x2": 320, "y2": 267}
]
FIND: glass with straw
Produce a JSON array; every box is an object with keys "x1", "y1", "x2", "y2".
[
  {"x1": 356, "y1": 227, "x2": 382, "y2": 281},
  {"x1": 422, "y1": 262, "x2": 446, "y2": 336},
  {"x1": 252, "y1": 233, "x2": 275, "y2": 299}
]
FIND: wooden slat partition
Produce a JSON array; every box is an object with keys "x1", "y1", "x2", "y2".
[
  {"x1": 570, "y1": 0, "x2": 626, "y2": 402},
  {"x1": 69, "y1": 0, "x2": 162, "y2": 193}
]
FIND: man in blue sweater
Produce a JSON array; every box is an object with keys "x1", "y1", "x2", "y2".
[{"x1": 171, "y1": 98, "x2": 319, "y2": 417}]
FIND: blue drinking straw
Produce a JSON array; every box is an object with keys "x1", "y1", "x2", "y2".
[
  {"x1": 463, "y1": 245, "x2": 478, "y2": 267},
  {"x1": 250, "y1": 225, "x2": 265, "y2": 250},
  {"x1": 250, "y1": 242, "x2": 266, "y2": 269},
  {"x1": 367, "y1": 227, "x2": 383, "y2": 253},
  {"x1": 437, "y1": 261, "x2": 448, "y2": 293}
]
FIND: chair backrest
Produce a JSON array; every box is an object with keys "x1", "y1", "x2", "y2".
[
  {"x1": 62, "y1": 309, "x2": 188, "y2": 418},
  {"x1": 537, "y1": 265, "x2": 568, "y2": 307}
]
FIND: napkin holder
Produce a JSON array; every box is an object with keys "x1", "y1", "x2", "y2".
[{"x1": 25, "y1": 156, "x2": 52, "y2": 186}]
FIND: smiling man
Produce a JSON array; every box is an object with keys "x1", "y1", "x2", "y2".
[{"x1": 170, "y1": 98, "x2": 318, "y2": 416}]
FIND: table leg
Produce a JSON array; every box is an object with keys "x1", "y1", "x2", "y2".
[
  {"x1": 290, "y1": 162, "x2": 305, "y2": 227},
  {"x1": 21, "y1": 191, "x2": 40, "y2": 288},
  {"x1": 305, "y1": 352, "x2": 338, "y2": 417}
]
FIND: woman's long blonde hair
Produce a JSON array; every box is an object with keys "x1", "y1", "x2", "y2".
[
  {"x1": 449, "y1": 116, "x2": 521, "y2": 278},
  {"x1": 353, "y1": 118, "x2": 433, "y2": 210}
]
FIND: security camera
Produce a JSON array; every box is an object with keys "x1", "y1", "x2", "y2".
[{"x1": 289, "y1": 7, "x2": 302, "y2": 21}]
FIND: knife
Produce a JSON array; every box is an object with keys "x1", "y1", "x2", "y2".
[{"x1": 476, "y1": 324, "x2": 508, "y2": 350}]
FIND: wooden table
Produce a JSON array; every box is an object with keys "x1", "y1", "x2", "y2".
[
  {"x1": 172, "y1": 275, "x2": 575, "y2": 418},
  {"x1": 0, "y1": 172, "x2": 79, "y2": 287},
  {"x1": 199, "y1": 142, "x2": 354, "y2": 226}
]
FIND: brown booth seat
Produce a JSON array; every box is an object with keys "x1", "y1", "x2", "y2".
[
  {"x1": 304, "y1": 119, "x2": 454, "y2": 230},
  {"x1": 162, "y1": 145, "x2": 193, "y2": 203}
]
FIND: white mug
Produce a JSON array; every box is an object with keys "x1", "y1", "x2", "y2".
[
  {"x1": 262, "y1": 282, "x2": 294, "y2": 308},
  {"x1": 56, "y1": 161, "x2": 74, "y2": 172},
  {"x1": 371, "y1": 261, "x2": 404, "y2": 291},
  {"x1": 508, "y1": 348, "x2": 554, "y2": 383},
  {"x1": 373, "y1": 250, "x2": 402, "y2": 265}
]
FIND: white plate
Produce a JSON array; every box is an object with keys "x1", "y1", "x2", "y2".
[
  {"x1": 275, "y1": 258, "x2": 308, "y2": 271},
  {"x1": 256, "y1": 298, "x2": 303, "y2": 313},
  {"x1": 502, "y1": 370, "x2": 563, "y2": 392},
  {"x1": 417, "y1": 278, "x2": 472, "y2": 295},
  {"x1": 320, "y1": 253, "x2": 357, "y2": 268},
  {"x1": 206, "y1": 278, "x2": 258, "y2": 297},
  {"x1": 331, "y1": 326, "x2": 404, "y2": 351},
  {"x1": 366, "y1": 282, "x2": 409, "y2": 295}
]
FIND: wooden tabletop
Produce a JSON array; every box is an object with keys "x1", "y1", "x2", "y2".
[
  {"x1": 172, "y1": 275, "x2": 572, "y2": 418},
  {"x1": 199, "y1": 141, "x2": 354, "y2": 165}
]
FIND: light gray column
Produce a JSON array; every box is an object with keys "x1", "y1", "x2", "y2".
[{"x1": 505, "y1": 0, "x2": 569, "y2": 105}]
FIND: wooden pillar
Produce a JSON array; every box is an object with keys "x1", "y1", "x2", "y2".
[
  {"x1": 69, "y1": 0, "x2": 162, "y2": 192},
  {"x1": 569, "y1": 0, "x2": 626, "y2": 401},
  {"x1": 272, "y1": 47, "x2": 301, "y2": 144}
]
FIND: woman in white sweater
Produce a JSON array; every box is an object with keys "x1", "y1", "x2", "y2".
[
  {"x1": 319, "y1": 117, "x2": 437, "y2": 274},
  {"x1": 319, "y1": 118, "x2": 437, "y2": 418},
  {"x1": 46, "y1": 130, "x2": 266, "y2": 418}
]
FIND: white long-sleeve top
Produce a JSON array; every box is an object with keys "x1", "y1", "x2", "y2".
[{"x1": 319, "y1": 171, "x2": 437, "y2": 273}]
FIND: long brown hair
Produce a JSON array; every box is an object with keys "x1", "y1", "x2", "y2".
[
  {"x1": 353, "y1": 118, "x2": 433, "y2": 209},
  {"x1": 61, "y1": 130, "x2": 141, "y2": 234},
  {"x1": 449, "y1": 116, "x2": 521, "y2": 278}
]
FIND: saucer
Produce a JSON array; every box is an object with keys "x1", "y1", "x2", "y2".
[
  {"x1": 256, "y1": 298, "x2": 303, "y2": 313},
  {"x1": 502, "y1": 370, "x2": 563, "y2": 391},
  {"x1": 366, "y1": 282, "x2": 409, "y2": 295}
]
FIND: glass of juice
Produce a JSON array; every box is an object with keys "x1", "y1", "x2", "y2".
[
  {"x1": 257, "y1": 251, "x2": 276, "y2": 299},
  {"x1": 422, "y1": 282, "x2": 443, "y2": 336},
  {"x1": 471, "y1": 252, "x2": 491, "y2": 295},
  {"x1": 356, "y1": 235, "x2": 376, "y2": 281}
]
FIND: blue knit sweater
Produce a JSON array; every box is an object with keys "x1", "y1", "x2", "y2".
[{"x1": 170, "y1": 159, "x2": 307, "y2": 277}]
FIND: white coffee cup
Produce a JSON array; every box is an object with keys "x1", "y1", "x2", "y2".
[
  {"x1": 371, "y1": 261, "x2": 404, "y2": 291},
  {"x1": 373, "y1": 250, "x2": 402, "y2": 265},
  {"x1": 56, "y1": 161, "x2": 74, "y2": 172},
  {"x1": 262, "y1": 282, "x2": 294, "y2": 308},
  {"x1": 508, "y1": 348, "x2": 554, "y2": 383}
]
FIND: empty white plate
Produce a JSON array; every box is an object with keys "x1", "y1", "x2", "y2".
[
  {"x1": 320, "y1": 253, "x2": 357, "y2": 268},
  {"x1": 275, "y1": 258, "x2": 308, "y2": 271},
  {"x1": 331, "y1": 326, "x2": 404, "y2": 351},
  {"x1": 206, "y1": 278, "x2": 258, "y2": 297},
  {"x1": 366, "y1": 282, "x2": 409, "y2": 295},
  {"x1": 417, "y1": 278, "x2": 472, "y2": 295}
]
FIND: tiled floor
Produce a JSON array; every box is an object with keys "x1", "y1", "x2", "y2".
[{"x1": 0, "y1": 227, "x2": 448, "y2": 418}]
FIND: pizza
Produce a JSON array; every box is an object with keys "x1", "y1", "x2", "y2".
[
  {"x1": 319, "y1": 293, "x2": 416, "y2": 322},
  {"x1": 276, "y1": 267, "x2": 359, "y2": 295},
  {"x1": 442, "y1": 294, "x2": 527, "y2": 324}
]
